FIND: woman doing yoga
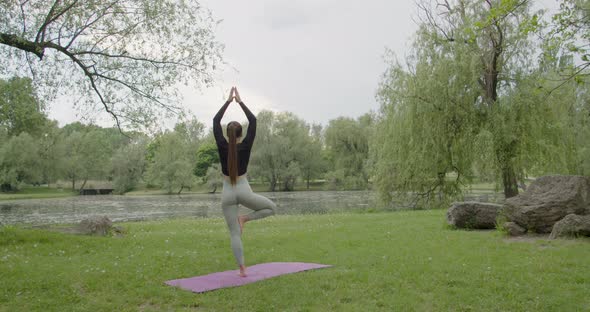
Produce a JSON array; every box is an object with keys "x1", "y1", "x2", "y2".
[{"x1": 213, "y1": 87, "x2": 276, "y2": 277}]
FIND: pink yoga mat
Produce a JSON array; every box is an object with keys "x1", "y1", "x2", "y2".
[{"x1": 165, "y1": 262, "x2": 332, "y2": 293}]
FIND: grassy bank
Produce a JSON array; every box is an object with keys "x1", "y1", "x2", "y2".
[
  {"x1": 1, "y1": 210, "x2": 589, "y2": 311},
  {"x1": 1, "y1": 180, "x2": 497, "y2": 200},
  {"x1": 0, "y1": 181, "x2": 331, "y2": 200},
  {"x1": 0, "y1": 186, "x2": 77, "y2": 201},
  {"x1": 126, "y1": 180, "x2": 332, "y2": 195}
]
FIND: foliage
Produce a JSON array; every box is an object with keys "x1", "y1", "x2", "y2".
[
  {"x1": 0, "y1": 132, "x2": 41, "y2": 190},
  {"x1": 36, "y1": 120, "x2": 65, "y2": 186},
  {"x1": 373, "y1": 0, "x2": 555, "y2": 205},
  {"x1": 194, "y1": 142, "x2": 219, "y2": 177},
  {"x1": 111, "y1": 138, "x2": 148, "y2": 194},
  {"x1": 0, "y1": 77, "x2": 47, "y2": 137},
  {"x1": 249, "y1": 110, "x2": 312, "y2": 191},
  {"x1": 145, "y1": 131, "x2": 196, "y2": 194},
  {"x1": 0, "y1": 0, "x2": 223, "y2": 128},
  {"x1": 205, "y1": 163, "x2": 223, "y2": 193},
  {"x1": 62, "y1": 130, "x2": 112, "y2": 190},
  {"x1": 548, "y1": 0, "x2": 590, "y2": 81},
  {"x1": 324, "y1": 115, "x2": 372, "y2": 190}
]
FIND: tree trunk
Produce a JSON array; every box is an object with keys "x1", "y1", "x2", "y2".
[
  {"x1": 270, "y1": 176, "x2": 277, "y2": 192},
  {"x1": 482, "y1": 13, "x2": 517, "y2": 199},
  {"x1": 79, "y1": 178, "x2": 88, "y2": 193},
  {"x1": 209, "y1": 185, "x2": 217, "y2": 194},
  {"x1": 177, "y1": 185, "x2": 184, "y2": 195},
  {"x1": 502, "y1": 165, "x2": 519, "y2": 198},
  {"x1": 71, "y1": 176, "x2": 76, "y2": 190}
]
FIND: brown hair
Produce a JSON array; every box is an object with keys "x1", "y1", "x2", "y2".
[{"x1": 227, "y1": 121, "x2": 242, "y2": 185}]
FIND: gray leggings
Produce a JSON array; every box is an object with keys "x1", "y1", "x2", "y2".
[{"x1": 221, "y1": 177, "x2": 276, "y2": 266}]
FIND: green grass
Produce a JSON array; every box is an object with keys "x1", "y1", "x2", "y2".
[
  {"x1": 0, "y1": 186, "x2": 77, "y2": 201},
  {"x1": 1, "y1": 210, "x2": 589, "y2": 311}
]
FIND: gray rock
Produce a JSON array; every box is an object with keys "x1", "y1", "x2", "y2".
[
  {"x1": 77, "y1": 215, "x2": 112, "y2": 236},
  {"x1": 504, "y1": 175, "x2": 590, "y2": 233},
  {"x1": 447, "y1": 202, "x2": 503, "y2": 229},
  {"x1": 549, "y1": 214, "x2": 590, "y2": 239},
  {"x1": 503, "y1": 222, "x2": 527, "y2": 236}
]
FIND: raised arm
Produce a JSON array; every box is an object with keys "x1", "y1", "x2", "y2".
[
  {"x1": 213, "y1": 88, "x2": 234, "y2": 145},
  {"x1": 235, "y1": 88, "x2": 256, "y2": 145}
]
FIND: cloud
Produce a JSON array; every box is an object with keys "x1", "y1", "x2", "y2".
[
  {"x1": 257, "y1": 0, "x2": 340, "y2": 30},
  {"x1": 261, "y1": 3, "x2": 311, "y2": 30}
]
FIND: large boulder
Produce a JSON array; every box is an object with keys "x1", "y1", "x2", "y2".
[
  {"x1": 77, "y1": 215, "x2": 113, "y2": 236},
  {"x1": 549, "y1": 214, "x2": 590, "y2": 239},
  {"x1": 447, "y1": 202, "x2": 503, "y2": 229},
  {"x1": 504, "y1": 175, "x2": 590, "y2": 233}
]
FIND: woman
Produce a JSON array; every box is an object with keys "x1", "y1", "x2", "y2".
[{"x1": 213, "y1": 86, "x2": 276, "y2": 277}]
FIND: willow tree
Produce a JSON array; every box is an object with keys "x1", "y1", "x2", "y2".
[
  {"x1": 374, "y1": 0, "x2": 549, "y2": 205},
  {"x1": 249, "y1": 110, "x2": 312, "y2": 191},
  {"x1": 0, "y1": 0, "x2": 223, "y2": 128},
  {"x1": 324, "y1": 115, "x2": 373, "y2": 190}
]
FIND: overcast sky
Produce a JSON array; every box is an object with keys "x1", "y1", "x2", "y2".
[{"x1": 47, "y1": 0, "x2": 559, "y2": 129}]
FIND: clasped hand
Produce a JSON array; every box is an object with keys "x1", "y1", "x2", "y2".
[{"x1": 227, "y1": 86, "x2": 242, "y2": 103}]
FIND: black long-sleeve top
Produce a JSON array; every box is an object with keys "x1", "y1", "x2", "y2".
[{"x1": 213, "y1": 100, "x2": 257, "y2": 176}]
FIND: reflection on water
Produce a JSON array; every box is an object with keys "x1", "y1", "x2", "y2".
[{"x1": 0, "y1": 191, "x2": 376, "y2": 225}]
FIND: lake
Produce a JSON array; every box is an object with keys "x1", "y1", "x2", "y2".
[{"x1": 0, "y1": 191, "x2": 377, "y2": 225}]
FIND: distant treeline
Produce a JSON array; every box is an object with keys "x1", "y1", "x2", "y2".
[{"x1": 0, "y1": 77, "x2": 372, "y2": 194}]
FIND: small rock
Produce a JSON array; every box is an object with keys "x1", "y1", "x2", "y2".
[
  {"x1": 503, "y1": 222, "x2": 526, "y2": 236},
  {"x1": 549, "y1": 214, "x2": 590, "y2": 239},
  {"x1": 78, "y1": 216, "x2": 112, "y2": 236}
]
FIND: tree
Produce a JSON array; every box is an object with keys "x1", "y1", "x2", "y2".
[
  {"x1": 324, "y1": 115, "x2": 372, "y2": 190},
  {"x1": 111, "y1": 138, "x2": 148, "y2": 194},
  {"x1": 205, "y1": 163, "x2": 222, "y2": 193},
  {"x1": 299, "y1": 123, "x2": 326, "y2": 189},
  {"x1": 174, "y1": 118, "x2": 205, "y2": 151},
  {"x1": 0, "y1": 132, "x2": 41, "y2": 191},
  {"x1": 145, "y1": 131, "x2": 195, "y2": 194},
  {"x1": 0, "y1": 0, "x2": 223, "y2": 128},
  {"x1": 0, "y1": 77, "x2": 47, "y2": 136},
  {"x1": 62, "y1": 130, "x2": 111, "y2": 191},
  {"x1": 193, "y1": 141, "x2": 219, "y2": 177},
  {"x1": 249, "y1": 110, "x2": 310, "y2": 191},
  {"x1": 37, "y1": 120, "x2": 65, "y2": 186},
  {"x1": 374, "y1": 0, "x2": 548, "y2": 205}
]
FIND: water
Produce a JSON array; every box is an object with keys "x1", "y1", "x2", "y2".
[{"x1": 0, "y1": 191, "x2": 376, "y2": 225}]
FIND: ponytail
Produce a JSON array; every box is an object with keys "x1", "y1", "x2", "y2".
[{"x1": 227, "y1": 122, "x2": 242, "y2": 185}]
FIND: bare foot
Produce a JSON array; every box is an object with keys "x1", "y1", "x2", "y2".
[
  {"x1": 239, "y1": 265, "x2": 247, "y2": 277},
  {"x1": 238, "y1": 215, "x2": 248, "y2": 234}
]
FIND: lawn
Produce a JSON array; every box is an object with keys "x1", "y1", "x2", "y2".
[{"x1": 1, "y1": 210, "x2": 589, "y2": 311}]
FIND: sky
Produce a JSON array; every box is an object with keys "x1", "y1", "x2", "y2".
[{"x1": 47, "y1": 0, "x2": 560, "y2": 130}]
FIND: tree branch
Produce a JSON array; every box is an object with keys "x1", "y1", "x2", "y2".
[
  {"x1": 36, "y1": 0, "x2": 81, "y2": 44},
  {"x1": 0, "y1": 33, "x2": 44, "y2": 58},
  {"x1": 545, "y1": 62, "x2": 590, "y2": 96},
  {"x1": 43, "y1": 41, "x2": 125, "y2": 132}
]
